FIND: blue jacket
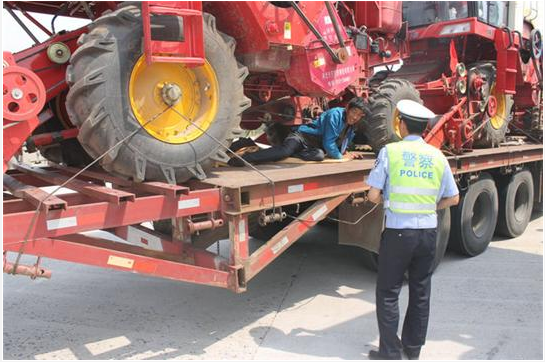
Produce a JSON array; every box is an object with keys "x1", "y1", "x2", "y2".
[{"x1": 297, "y1": 107, "x2": 354, "y2": 159}]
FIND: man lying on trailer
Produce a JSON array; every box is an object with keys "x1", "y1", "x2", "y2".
[{"x1": 227, "y1": 97, "x2": 368, "y2": 166}]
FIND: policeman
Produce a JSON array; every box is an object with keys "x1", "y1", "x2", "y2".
[{"x1": 366, "y1": 100, "x2": 459, "y2": 360}]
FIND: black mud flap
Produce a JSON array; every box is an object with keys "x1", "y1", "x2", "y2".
[{"x1": 338, "y1": 199, "x2": 384, "y2": 253}]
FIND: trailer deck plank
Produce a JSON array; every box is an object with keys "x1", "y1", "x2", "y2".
[
  {"x1": 451, "y1": 144, "x2": 543, "y2": 158},
  {"x1": 201, "y1": 155, "x2": 376, "y2": 188},
  {"x1": 201, "y1": 144, "x2": 543, "y2": 189}
]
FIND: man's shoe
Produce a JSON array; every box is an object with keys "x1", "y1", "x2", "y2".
[
  {"x1": 368, "y1": 350, "x2": 401, "y2": 360},
  {"x1": 227, "y1": 157, "x2": 245, "y2": 167},
  {"x1": 402, "y1": 347, "x2": 420, "y2": 360}
]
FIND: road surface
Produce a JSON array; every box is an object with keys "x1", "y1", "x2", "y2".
[{"x1": 4, "y1": 212, "x2": 542, "y2": 360}]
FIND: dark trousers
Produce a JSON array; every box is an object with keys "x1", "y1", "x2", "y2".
[
  {"x1": 376, "y1": 228, "x2": 437, "y2": 359},
  {"x1": 242, "y1": 132, "x2": 324, "y2": 164}
]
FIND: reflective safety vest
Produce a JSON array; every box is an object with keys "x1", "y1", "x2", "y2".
[{"x1": 385, "y1": 140, "x2": 445, "y2": 214}]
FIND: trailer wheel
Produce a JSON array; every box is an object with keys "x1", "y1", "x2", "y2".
[
  {"x1": 66, "y1": 6, "x2": 250, "y2": 182},
  {"x1": 449, "y1": 173, "x2": 498, "y2": 256},
  {"x1": 364, "y1": 78, "x2": 422, "y2": 154},
  {"x1": 361, "y1": 207, "x2": 451, "y2": 272},
  {"x1": 470, "y1": 64, "x2": 514, "y2": 148},
  {"x1": 496, "y1": 170, "x2": 534, "y2": 237}
]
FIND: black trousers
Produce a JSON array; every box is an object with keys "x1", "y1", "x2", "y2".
[
  {"x1": 376, "y1": 228, "x2": 437, "y2": 359},
  {"x1": 242, "y1": 132, "x2": 325, "y2": 164}
]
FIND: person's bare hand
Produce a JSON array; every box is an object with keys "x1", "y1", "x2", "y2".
[{"x1": 345, "y1": 152, "x2": 365, "y2": 160}]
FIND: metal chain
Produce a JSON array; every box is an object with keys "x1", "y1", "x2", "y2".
[{"x1": 9, "y1": 105, "x2": 172, "y2": 275}]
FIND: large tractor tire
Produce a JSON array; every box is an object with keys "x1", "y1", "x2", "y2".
[
  {"x1": 364, "y1": 78, "x2": 422, "y2": 153},
  {"x1": 65, "y1": 5, "x2": 251, "y2": 183},
  {"x1": 449, "y1": 173, "x2": 498, "y2": 256},
  {"x1": 361, "y1": 207, "x2": 451, "y2": 273},
  {"x1": 470, "y1": 63, "x2": 514, "y2": 148},
  {"x1": 495, "y1": 170, "x2": 534, "y2": 237}
]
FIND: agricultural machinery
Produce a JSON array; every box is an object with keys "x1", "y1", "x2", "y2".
[
  {"x1": 3, "y1": 1, "x2": 542, "y2": 184},
  {"x1": 2, "y1": 2, "x2": 542, "y2": 287}
]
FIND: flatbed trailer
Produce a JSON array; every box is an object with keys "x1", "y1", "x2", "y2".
[{"x1": 3, "y1": 143, "x2": 543, "y2": 292}]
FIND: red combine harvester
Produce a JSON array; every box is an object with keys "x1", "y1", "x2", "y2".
[
  {"x1": 397, "y1": 1, "x2": 542, "y2": 152},
  {"x1": 4, "y1": 1, "x2": 411, "y2": 181},
  {"x1": 3, "y1": 1, "x2": 543, "y2": 291}
]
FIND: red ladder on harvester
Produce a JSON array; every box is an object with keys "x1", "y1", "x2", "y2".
[
  {"x1": 142, "y1": 1, "x2": 205, "y2": 66},
  {"x1": 494, "y1": 27, "x2": 519, "y2": 95}
]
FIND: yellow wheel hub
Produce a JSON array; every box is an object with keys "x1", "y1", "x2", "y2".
[
  {"x1": 129, "y1": 55, "x2": 219, "y2": 144},
  {"x1": 489, "y1": 85, "x2": 507, "y2": 130}
]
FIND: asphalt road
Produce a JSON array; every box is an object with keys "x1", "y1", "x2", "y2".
[{"x1": 3, "y1": 211, "x2": 543, "y2": 360}]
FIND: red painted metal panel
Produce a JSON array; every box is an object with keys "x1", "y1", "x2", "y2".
[
  {"x1": 4, "y1": 237, "x2": 233, "y2": 288},
  {"x1": 228, "y1": 214, "x2": 249, "y2": 264},
  {"x1": 352, "y1": 1, "x2": 402, "y2": 34},
  {"x1": 245, "y1": 194, "x2": 348, "y2": 281},
  {"x1": 142, "y1": 1, "x2": 204, "y2": 66},
  {"x1": 3, "y1": 188, "x2": 221, "y2": 244},
  {"x1": 222, "y1": 172, "x2": 365, "y2": 214}
]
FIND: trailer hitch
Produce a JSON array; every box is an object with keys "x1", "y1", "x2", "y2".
[{"x1": 3, "y1": 254, "x2": 51, "y2": 279}]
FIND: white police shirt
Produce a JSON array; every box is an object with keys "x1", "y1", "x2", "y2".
[{"x1": 366, "y1": 135, "x2": 459, "y2": 229}]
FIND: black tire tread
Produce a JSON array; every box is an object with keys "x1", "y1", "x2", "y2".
[
  {"x1": 449, "y1": 173, "x2": 498, "y2": 256},
  {"x1": 66, "y1": 6, "x2": 250, "y2": 183},
  {"x1": 365, "y1": 78, "x2": 422, "y2": 153},
  {"x1": 496, "y1": 170, "x2": 534, "y2": 237}
]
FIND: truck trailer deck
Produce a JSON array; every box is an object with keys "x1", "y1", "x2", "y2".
[{"x1": 3, "y1": 143, "x2": 542, "y2": 292}]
